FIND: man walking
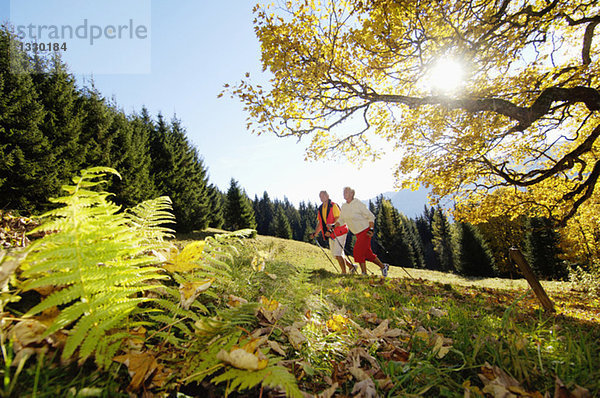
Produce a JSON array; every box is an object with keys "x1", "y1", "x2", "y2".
[{"x1": 310, "y1": 191, "x2": 356, "y2": 274}]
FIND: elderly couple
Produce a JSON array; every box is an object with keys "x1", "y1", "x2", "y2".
[{"x1": 309, "y1": 187, "x2": 389, "y2": 277}]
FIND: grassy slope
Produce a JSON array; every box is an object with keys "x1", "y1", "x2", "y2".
[
  {"x1": 255, "y1": 234, "x2": 576, "y2": 292},
  {"x1": 247, "y1": 234, "x2": 600, "y2": 393},
  {"x1": 5, "y1": 230, "x2": 599, "y2": 397}
]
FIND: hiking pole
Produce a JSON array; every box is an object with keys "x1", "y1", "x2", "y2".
[
  {"x1": 329, "y1": 231, "x2": 359, "y2": 275},
  {"x1": 327, "y1": 225, "x2": 374, "y2": 276},
  {"x1": 371, "y1": 237, "x2": 415, "y2": 280},
  {"x1": 312, "y1": 236, "x2": 340, "y2": 273}
]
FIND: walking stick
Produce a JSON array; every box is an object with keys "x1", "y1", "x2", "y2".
[
  {"x1": 329, "y1": 232, "x2": 360, "y2": 274},
  {"x1": 371, "y1": 237, "x2": 415, "y2": 280},
  {"x1": 328, "y1": 226, "x2": 374, "y2": 276},
  {"x1": 312, "y1": 236, "x2": 340, "y2": 273}
]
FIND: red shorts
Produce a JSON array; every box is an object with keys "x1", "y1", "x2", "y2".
[{"x1": 353, "y1": 228, "x2": 378, "y2": 263}]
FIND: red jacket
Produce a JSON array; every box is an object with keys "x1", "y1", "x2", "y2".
[{"x1": 317, "y1": 200, "x2": 349, "y2": 238}]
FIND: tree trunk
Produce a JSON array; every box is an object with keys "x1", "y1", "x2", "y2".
[{"x1": 509, "y1": 247, "x2": 555, "y2": 313}]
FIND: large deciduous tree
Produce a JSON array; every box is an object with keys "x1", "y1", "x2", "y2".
[{"x1": 232, "y1": 0, "x2": 600, "y2": 263}]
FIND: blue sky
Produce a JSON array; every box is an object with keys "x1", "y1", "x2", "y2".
[{"x1": 2, "y1": 0, "x2": 403, "y2": 207}]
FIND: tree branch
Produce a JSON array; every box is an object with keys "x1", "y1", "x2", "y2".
[{"x1": 367, "y1": 86, "x2": 600, "y2": 131}]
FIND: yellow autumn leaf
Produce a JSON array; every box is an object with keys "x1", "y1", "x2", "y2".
[
  {"x1": 113, "y1": 350, "x2": 161, "y2": 392},
  {"x1": 163, "y1": 241, "x2": 206, "y2": 273},
  {"x1": 179, "y1": 278, "x2": 214, "y2": 309},
  {"x1": 216, "y1": 347, "x2": 268, "y2": 371},
  {"x1": 260, "y1": 296, "x2": 280, "y2": 312},
  {"x1": 326, "y1": 314, "x2": 348, "y2": 332}
]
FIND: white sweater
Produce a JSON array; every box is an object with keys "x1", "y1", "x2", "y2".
[{"x1": 339, "y1": 199, "x2": 374, "y2": 234}]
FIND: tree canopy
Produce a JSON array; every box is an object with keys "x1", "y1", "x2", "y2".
[{"x1": 233, "y1": 0, "x2": 600, "y2": 229}]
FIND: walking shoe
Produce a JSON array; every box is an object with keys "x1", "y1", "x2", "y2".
[
  {"x1": 381, "y1": 263, "x2": 389, "y2": 277},
  {"x1": 349, "y1": 263, "x2": 358, "y2": 274}
]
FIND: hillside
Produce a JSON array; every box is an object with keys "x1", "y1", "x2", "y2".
[{"x1": 4, "y1": 228, "x2": 599, "y2": 397}]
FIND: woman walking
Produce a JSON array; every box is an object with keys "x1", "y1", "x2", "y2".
[{"x1": 336, "y1": 187, "x2": 389, "y2": 277}]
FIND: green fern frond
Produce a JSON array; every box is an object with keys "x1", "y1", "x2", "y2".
[
  {"x1": 153, "y1": 298, "x2": 201, "y2": 322},
  {"x1": 20, "y1": 167, "x2": 172, "y2": 362},
  {"x1": 152, "y1": 331, "x2": 186, "y2": 348},
  {"x1": 126, "y1": 196, "x2": 176, "y2": 242},
  {"x1": 211, "y1": 360, "x2": 303, "y2": 398}
]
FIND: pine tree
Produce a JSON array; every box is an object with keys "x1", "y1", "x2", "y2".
[
  {"x1": 453, "y1": 222, "x2": 495, "y2": 277},
  {"x1": 255, "y1": 191, "x2": 275, "y2": 236},
  {"x1": 0, "y1": 29, "x2": 57, "y2": 213},
  {"x1": 223, "y1": 178, "x2": 256, "y2": 231},
  {"x1": 524, "y1": 217, "x2": 567, "y2": 280},
  {"x1": 206, "y1": 183, "x2": 224, "y2": 229},
  {"x1": 32, "y1": 53, "x2": 84, "y2": 197},
  {"x1": 375, "y1": 199, "x2": 415, "y2": 267},
  {"x1": 415, "y1": 206, "x2": 440, "y2": 270},
  {"x1": 431, "y1": 207, "x2": 454, "y2": 272},
  {"x1": 272, "y1": 205, "x2": 292, "y2": 239}
]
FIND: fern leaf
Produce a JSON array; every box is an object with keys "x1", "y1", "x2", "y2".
[
  {"x1": 20, "y1": 167, "x2": 176, "y2": 363},
  {"x1": 126, "y1": 196, "x2": 176, "y2": 242},
  {"x1": 211, "y1": 360, "x2": 303, "y2": 398}
]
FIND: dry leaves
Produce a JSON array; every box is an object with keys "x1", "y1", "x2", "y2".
[
  {"x1": 162, "y1": 241, "x2": 205, "y2": 273},
  {"x1": 216, "y1": 338, "x2": 268, "y2": 371},
  {"x1": 178, "y1": 277, "x2": 214, "y2": 309},
  {"x1": 113, "y1": 350, "x2": 170, "y2": 391}
]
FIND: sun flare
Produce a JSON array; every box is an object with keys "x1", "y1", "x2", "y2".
[{"x1": 428, "y1": 59, "x2": 464, "y2": 93}]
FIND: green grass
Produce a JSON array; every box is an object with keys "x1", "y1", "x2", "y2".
[{"x1": 4, "y1": 230, "x2": 599, "y2": 397}]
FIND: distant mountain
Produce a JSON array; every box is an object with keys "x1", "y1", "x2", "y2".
[{"x1": 366, "y1": 188, "x2": 431, "y2": 218}]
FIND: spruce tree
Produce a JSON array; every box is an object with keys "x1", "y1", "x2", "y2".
[
  {"x1": 255, "y1": 191, "x2": 275, "y2": 236},
  {"x1": 147, "y1": 114, "x2": 210, "y2": 232},
  {"x1": 206, "y1": 183, "x2": 224, "y2": 229},
  {"x1": 79, "y1": 85, "x2": 115, "y2": 168},
  {"x1": 298, "y1": 201, "x2": 317, "y2": 242},
  {"x1": 431, "y1": 207, "x2": 454, "y2": 272},
  {"x1": 282, "y1": 197, "x2": 302, "y2": 240},
  {"x1": 169, "y1": 117, "x2": 210, "y2": 232},
  {"x1": 478, "y1": 216, "x2": 526, "y2": 278},
  {"x1": 32, "y1": 53, "x2": 84, "y2": 197},
  {"x1": 223, "y1": 178, "x2": 256, "y2": 231},
  {"x1": 524, "y1": 217, "x2": 567, "y2": 280},
  {"x1": 402, "y1": 215, "x2": 426, "y2": 269},
  {"x1": 415, "y1": 207, "x2": 440, "y2": 270},
  {"x1": 375, "y1": 199, "x2": 415, "y2": 268},
  {"x1": 272, "y1": 205, "x2": 292, "y2": 239},
  {"x1": 106, "y1": 112, "x2": 157, "y2": 207},
  {"x1": 0, "y1": 29, "x2": 56, "y2": 213},
  {"x1": 453, "y1": 222, "x2": 495, "y2": 277}
]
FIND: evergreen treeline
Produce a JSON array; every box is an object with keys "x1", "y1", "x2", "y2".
[
  {"x1": 1, "y1": 28, "x2": 568, "y2": 280},
  {"x1": 0, "y1": 28, "x2": 221, "y2": 233},
  {"x1": 364, "y1": 196, "x2": 567, "y2": 281}
]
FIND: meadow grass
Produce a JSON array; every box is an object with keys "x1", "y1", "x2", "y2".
[
  {"x1": 249, "y1": 234, "x2": 600, "y2": 396},
  {"x1": 4, "y1": 230, "x2": 598, "y2": 397}
]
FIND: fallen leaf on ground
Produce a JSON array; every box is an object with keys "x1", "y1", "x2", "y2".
[
  {"x1": 351, "y1": 378, "x2": 378, "y2": 398},
  {"x1": 163, "y1": 241, "x2": 205, "y2": 272},
  {"x1": 179, "y1": 278, "x2": 214, "y2": 309},
  {"x1": 554, "y1": 376, "x2": 591, "y2": 398},
  {"x1": 113, "y1": 350, "x2": 160, "y2": 392},
  {"x1": 216, "y1": 345, "x2": 268, "y2": 371},
  {"x1": 478, "y1": 362, "x2": 523, "y2": 398}
]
